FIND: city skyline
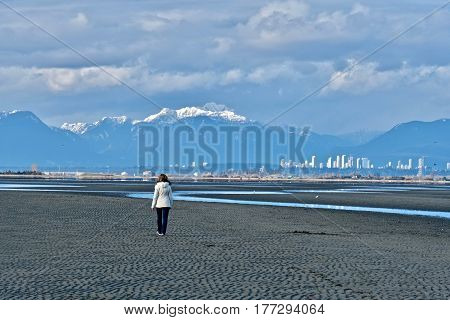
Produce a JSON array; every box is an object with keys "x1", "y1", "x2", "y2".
[{"x1": 280, "y1": 155, "x2": 450, "y2": 172}]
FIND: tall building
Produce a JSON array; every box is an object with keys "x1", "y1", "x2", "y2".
[
  {"x1": 362, "y1": 158, "x2": 370, "y2": 169},
  {"x1": 348, "y1": 156, "x2": 354, "y2": 168},
  {"x1": 336, "y1": 155, "x2": 340, "y2": 169},
  {"x1": 326, "y1": 157, "x2": 332, "y2": 169},
  {"x1": 341, "y1": 155, "x2": 346, "y2": 169},
  {"x1": 447, "y1": 163, "x2": 450, "y2": 171},
  {"x1": 356, "y1": 158, "x2": 361, "y2": 169},
  {"x1": 311, "y1": 156, "x2": 316, "y2": 169},
  {"x1": 418, "y1": 157, "x2": 424, "y2": 168},
  {"x1": 408, "y1": 159, "x2": 413, "y2": 170},
  {"x1": 418, "y1": 157, "x2": 425, "y2": 177}
]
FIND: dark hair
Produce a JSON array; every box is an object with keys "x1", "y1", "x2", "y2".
[{"x1": 157, "y1": 173, "x2": 171, "y2": 185}]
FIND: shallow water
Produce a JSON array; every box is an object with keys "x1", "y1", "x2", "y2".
[
  {"x1": 287, "y1": 189, "x2": 382, "y2": 193},
  {"x1": 1, "y1": 182, "x2": 449, "y2": 219},
  {"x1": 0, "y1": 183, "x2": 83, "y2": 189},
  {"x1": 287, "y1": 186, "x2": 450, "y2": 193},
  {"x1": 126, "y1": 191, "x2": 450, "y2": 219}
]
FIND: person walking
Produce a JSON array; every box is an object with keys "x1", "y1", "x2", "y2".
[{"x1": 151, "y1": 174, "x2": 174, "y2": 236}]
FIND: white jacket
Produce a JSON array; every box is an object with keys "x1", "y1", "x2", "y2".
[{"x1": 151, "y1": 182, "x2": 174, "y2": 209}]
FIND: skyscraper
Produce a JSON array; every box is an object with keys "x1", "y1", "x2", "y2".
[
  {"x1": 362, "y1": 158, "x2": 370, "y2": 169},
  {"x1": 341, "y1": 155, "x2": 346, "y2": 169},
  {"x1": 418, "y1": 157, "x2": 425, "y2": 177},
  {"x1": 336, "y1": 155, "x2": 340, "y2": 169},
  {"x1": 408, "y1": 159, "x2": 413, "y2": 170},
  {"x1": 326, "y1": 157, "x2": 332, "y2": 169},
  {"x1": 311, "y1": 155, "x2": 316, "y2": 169},
  {"x1": 356, "y1": 158, "x2": 361, "y2": 169},
  {"x1": 418, "y1": 157, "x2": 424, "y2": 168},
  {"x1": 348, "y1": 156, "x2": 354, "y2": 168}
]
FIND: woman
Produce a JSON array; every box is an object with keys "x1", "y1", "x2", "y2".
[{"x1": 151, "y1": 174, "x2": 174, "y2": 236}]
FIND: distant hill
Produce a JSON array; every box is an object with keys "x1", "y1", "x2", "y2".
[
  {"x1": 0, "y1": 111, "x2": 95, "y2": 167},
  {"x1": 337, "y1": 130, "x2": 382, "y2": 146},
  {"x1": 345, "y1": 119, "x2": 450, "y2": 166}
]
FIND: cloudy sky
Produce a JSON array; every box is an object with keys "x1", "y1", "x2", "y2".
[{"x1": 0, "y1": 0, "x2": 449, "y2": 134}]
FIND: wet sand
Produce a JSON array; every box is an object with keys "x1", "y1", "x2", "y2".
[{"x1": 0, "y1": 189, "x2": 449, "y2": 299}]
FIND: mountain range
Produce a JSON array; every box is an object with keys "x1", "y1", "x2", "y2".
[{"x1": 0, "y1": 103, "x2": 449, "y2": 171}]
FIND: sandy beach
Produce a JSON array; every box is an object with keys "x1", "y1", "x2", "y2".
[{"x1": 0, "y1": 185, "x2": 449, "y2": 299}]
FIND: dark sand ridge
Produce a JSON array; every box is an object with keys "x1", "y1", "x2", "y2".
[{"x1": 0, "y1": 190, "x2": 449, "y2": 299}]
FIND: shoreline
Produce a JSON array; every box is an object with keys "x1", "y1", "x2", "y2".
[{"x1": 1, "y1": 174, "x2": 449, "y2": 185}]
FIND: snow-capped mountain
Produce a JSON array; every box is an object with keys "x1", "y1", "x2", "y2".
[
  {"x1": 61, "y1": 103, "x2": 248, "y2": 134},
  {"x1": 62, "y1": 116, "x2": 131, "y2": 135},
  {"x1": 139, "y1": 108, "x2": 178, "y2": 124},
  {"x1": 0, "y1": 110, "x2": 21, "y2": 119},
  {"x1": 61, "y1": 122, "x2": 93, "y2": 134},
  {"x1": 139, "y1": 104, "x2": 247, "y2": 124}
]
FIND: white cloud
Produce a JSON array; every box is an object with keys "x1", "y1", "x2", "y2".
[
  {"x1": 1, "y1": 60, "x2": 448, "y2": 96},
  {"x1": 136, "y1": 9, "x2": 208, "y2": 32},
  {"x1": 247, "y1": 62, "x2": 300, "y2": 84},
  {"x1": 246, "y1": 0, "x2": 310, "y2": 28},
  {"x1": 238, "y1": 1, "x2": 370, "y2": 46},
  {"x1": 0, "y1": 65, "x2": 237, "y2": 94},
  {"x1": 43, "y1": 66, "x2": 130, "y2": 91},
  {"x1": 69, "y1": 13, "x2": 88, "y2": 28},
  {"x1": 0, "y1": 61, "x2": 314, "y2": 94},
  {"x1": 0, "y1": 66, "x2": 132, "y2": 92},
  {"x1": 220, "y1": 69, "x2": 243, "y2": 85},
  {"x1": 351, "y1": 3, "x2": 370, "y2": 15},
  {"x1": 326, "y1": 60, "x2": 449, "y2": 94},
  {"x1": 138, "y1": 16, "x2": 171, "y2": 32}
]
